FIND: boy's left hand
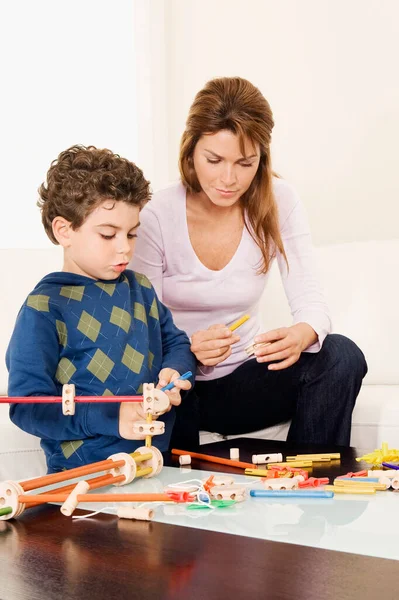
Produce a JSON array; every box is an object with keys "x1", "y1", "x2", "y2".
[{"x1": 156, "y1": 368, "x2": 192, "y2": 407}]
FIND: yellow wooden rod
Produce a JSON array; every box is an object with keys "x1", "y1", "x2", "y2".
[
  {"x1": 229, "y1": 314, "x2": 250, "y2": 332},
  {"x1": 287, "y1": 453, "x2": 340, "y2": 461},
  {"x1": 145, "y1": 413, "x2": 152, "y2": 448},
  {"x1": 133, "y1": 453, "x2": 153, "y2": 463},
  {"x1": 136, "y1": 467, "x2": 153, "y2": 478},
  {"x1": 324, "y1": 485, "x2": 375, "y2": 495}
]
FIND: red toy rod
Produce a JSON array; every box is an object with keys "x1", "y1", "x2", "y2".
[{"x1": 0, "y1": 395, "x2": 142, "y2": 404}]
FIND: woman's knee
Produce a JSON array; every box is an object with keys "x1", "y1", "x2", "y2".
[{"x1": 322, "y1": 334, "x2": 368, "y2": 380}]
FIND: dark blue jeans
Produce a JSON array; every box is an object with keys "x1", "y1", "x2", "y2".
[{"x1": 170, "y1": 334, "x2": 368, "y2": 449}]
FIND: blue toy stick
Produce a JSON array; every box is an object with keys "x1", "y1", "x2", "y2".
[
  {"x1": 161, "y1": 371, "x2": 192, "y2": 392},
  {"x1": 250, "y1": 490, "x2": 334, "y2": 499}
]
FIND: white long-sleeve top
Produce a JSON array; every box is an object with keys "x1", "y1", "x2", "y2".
[{"x1": 131, "y1": 178, "x2": 331, "y2": 381}]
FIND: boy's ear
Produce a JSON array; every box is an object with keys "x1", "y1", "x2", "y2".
[{"x1": 52, "y1": 217, "x2": 73, "y2": 247}]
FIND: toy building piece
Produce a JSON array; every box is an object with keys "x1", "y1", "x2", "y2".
[
  {"x1": 142, "y1": 384, "x2": 170, "y2": 416},
  {"x1": 210, "y1": 485, "x2": 246, "y2": 502},
  {"x1": 117, "y1": 506, "x2": 155, "y2": 521},
  {"x1": 391, "y1": 477, "x2": 399, "y2": 490},
  {"x1": 62, "y1": 384, "x2": 76, "y2": 416},
  {"x1": 132, "y1": 421, "x2": 165, "y2": 436},
  {"x1": 134, "y1": 446, "x2": 163, "y2": 477},
  {"x1": 261, "y1": 477, "x2": 303, "y2": 491},
  {"x1": 0, "y1": 480, "x2": 26, "y2": 521},
  {"x1": 60, "y1": 480, "x2": 90, "y2": 516},
  {"x1": 252, "y1": 453, "x2": 283, "y2": 465},
  {"x1": 179, "y1": 455, "x2": 191, "y2": 466},
  {"x1": 244, "y1": 341, "x2": 269, "y2": 357},
  {"x1": 230, "y1": 448, "x2": 240, "y2": 460},
  {"x1": 108, "y1": 453, "x2": 138, "y2": 485}
]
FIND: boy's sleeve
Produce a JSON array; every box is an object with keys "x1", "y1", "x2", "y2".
[
  {"x1": 6, "y1": 307, "x2": 120, "y2": 440},
  {"x1": 156, "y1": 298, "x2": 196, "y2": 386}
]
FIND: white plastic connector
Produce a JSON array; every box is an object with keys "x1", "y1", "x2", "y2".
[
  {"x1": 252, "y1": 453, "x2": 283, "y2": 465},
  {"x1": 0, "y1": 480, "x2": 25, "y2": 521},
  {"x1": 132, "y1": 421, "x2": 165, "y2": 436},
  {"x1": 108, "y1": 452, "x2": 137, "y2": 485},
  {"x1": 230, "y1": 448, "x2": 240, "y2": 460},
  {"x1": 62, "y1": 384, "x2": 76, "y2": 416},
  {"x1": 117, "y1": 506, "x2": 155, "y2": 520},
  {"x1": 60, "y1": 480, "x2": 90, "y2": 516}
]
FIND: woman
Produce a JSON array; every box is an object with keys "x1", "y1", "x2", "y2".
[{"x1": 131, "y1": 76, "x2": 367, "y2": 448}]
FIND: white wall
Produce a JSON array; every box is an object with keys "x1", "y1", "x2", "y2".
[
  {"x1": 0, "y1": 0, "x2": 138, "y2": 249},
  {"x1": 163, "y1": 0, "x2": 399, "y2": 245}
]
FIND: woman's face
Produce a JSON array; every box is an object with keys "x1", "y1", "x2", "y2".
[{"x1": 192, "y1": 129, "x2": 260, "y2": 208}]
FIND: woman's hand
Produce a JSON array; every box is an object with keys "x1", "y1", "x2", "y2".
[
  {"x1": 157, "y1": 368, "x2": 192, "y2": 407},
  {"x1": 253, "y1": 323, "x2": 318, "y2": 370},
  {"x1": 190, "y1": 324, "x2": 240, "y2": 366}
]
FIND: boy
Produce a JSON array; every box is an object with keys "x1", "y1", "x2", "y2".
[{"x1": 6, "y1": 145, "x2": 196, "y2": 472}]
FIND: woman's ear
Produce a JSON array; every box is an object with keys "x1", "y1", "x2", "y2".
[{"x1": 52, "y1": 217, "x2": 73, "y2": 248}]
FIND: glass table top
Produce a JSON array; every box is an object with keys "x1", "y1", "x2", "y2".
[{"x1": 39, "y1": 465, "x2": 399, "y2": 561}]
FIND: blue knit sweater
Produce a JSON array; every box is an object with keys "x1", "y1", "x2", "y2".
[{"x1": 6, "y1": 270, "x2": 196, "y2": 472}]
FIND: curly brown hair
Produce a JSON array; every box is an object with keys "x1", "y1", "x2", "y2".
[
  {"x1": 38, "y1": 145, "x2": 151, "y2": 244},
  {"x1": 179, "y1": 77, "x2": 287, "y2": 274}
]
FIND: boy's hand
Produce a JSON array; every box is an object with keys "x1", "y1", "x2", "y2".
[
  {"x1": 157, "y1": 368, "x2": 192, "y2": 407},
  {"x1": 119, "y1": 401, "x2": 150, "y2": 440}
]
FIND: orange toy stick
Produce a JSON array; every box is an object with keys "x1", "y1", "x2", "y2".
[
  {"x1": 20, "y1": 458, "x2": 126, "y2": 491},
  {"x1": 171, "y1": 449, "x2": 253, "y2": 470},
  {"x1": 20, "y1": 493, "x2": 172, "y2": 506},
  {"x1": 24, "y1": 474, "x2": 126, "y2": 508}
]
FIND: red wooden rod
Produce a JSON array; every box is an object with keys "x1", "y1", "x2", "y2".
[{"x1": 0, "y1": 395, "x2": 142, "y2": 404}]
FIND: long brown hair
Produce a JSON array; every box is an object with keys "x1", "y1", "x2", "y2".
[{"x1": 179, "y1": 77, "x2": 287, "y2": 274}]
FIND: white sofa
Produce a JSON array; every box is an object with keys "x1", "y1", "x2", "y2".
[{"x1": 1, "y1": 240, "x2": 398, "y2": 479}]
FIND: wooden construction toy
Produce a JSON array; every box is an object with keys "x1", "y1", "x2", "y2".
[
  {"x1": 252, "y1": 453, "x2": 283, "y2": 465},
  {"x1": 261, "y1": 476, "x2": 304, "y2": 491},
  {"x1": 0, "y1": 448, "x2": 167, "y2": 521},
  {"x1": 0, "y1": 373, "x2": 192, "y2": 418},
  {"x1": 356, "y1": 442, "x2": 399, "y2": 465},
  {"x1": 171, "y1": 449, "x2": 253, "y2": 470},
  {"x1": 229, "y1": 314, "x2": 250, "y2": 332},
  {"x1": 244, "y1": 341, "x2": 269, "y2": 357},
  {"x1": 117, "y1": 506, "x2": 155, "y2": 521},
  {"x1": 230, "y1": 448, "x2": 240, "y2": 460},
  {"x1": 209, "y1": 486, "x2": 246, "y2": 502},
  {"x1": 286, "y1": 453, "x2": 340, "y2": 462}
]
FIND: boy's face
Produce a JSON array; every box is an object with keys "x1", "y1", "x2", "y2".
[{"x1": 61, "y1": 200, "x2": 140, "y2": 280}]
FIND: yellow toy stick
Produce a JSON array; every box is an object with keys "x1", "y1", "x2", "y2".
[{"x1": 229, "y1": 314, "x2": 250, "y2": 332}]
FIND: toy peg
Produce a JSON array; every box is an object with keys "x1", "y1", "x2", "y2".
[
  {"x1": 62, "y1": 384, "x2": 76, "y2": 416},
  {"x1": 230, "y1": 448, "x2": 240, "y2": 460},
  {"x1": 60, "y1": 480, "x2": 90, "y2": 516},
  {"x1": 179, "y1": 455, "x2": 191, "y2": 466},
  {"x1": 117, "y1": 507, "x2": 155, "y2": 521},
  {"x1": 252, "y1": 453, "x2": 283, "y2": 465}
]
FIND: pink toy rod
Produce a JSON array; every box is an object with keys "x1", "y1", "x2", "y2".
[{"x1": 0, "y1": 395, "x2": 142, "y2": 404}]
